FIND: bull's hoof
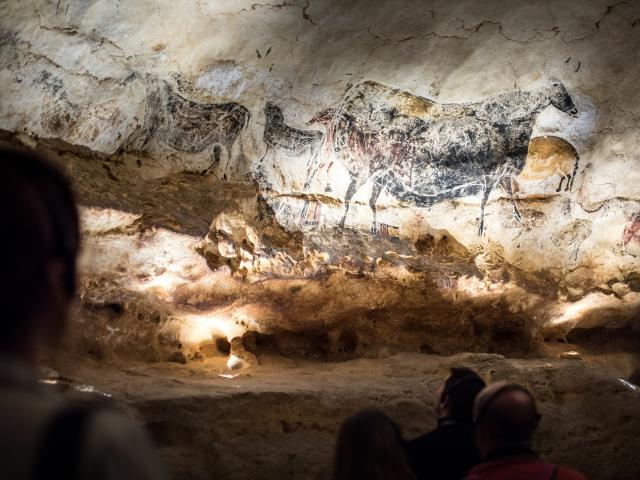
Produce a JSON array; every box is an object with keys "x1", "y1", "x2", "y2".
[{"x1": 513, "y1": 207, "x2": 523, "y2": 223}]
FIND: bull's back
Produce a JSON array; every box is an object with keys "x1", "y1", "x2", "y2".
[{"x1": 345, "y1": 81, "x2": 437, "y2": 120}]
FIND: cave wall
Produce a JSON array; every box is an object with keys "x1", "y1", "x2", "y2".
[{"x1": 1, "y1": 0, "x2": 640, "y2": 361}]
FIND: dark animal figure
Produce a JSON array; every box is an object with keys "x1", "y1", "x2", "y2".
[
  {"x1": 261, "y1": 102, "x2": 324, "y2": 224},
  {"x1": 263, "y1": 102, "x2": 323, "y2": 155},
  {"x1": 160, "y1": 83, "x2": 249, "y2": 174},
  {"x1": 310, "y1": 80, "x2": 577, "y2": 234},
  {"x1": 127, "y1": 75, "x2": 249, "y2": 176},
  {"x1": 162, "y1": 87, "x2": 249, "y2": 153}
]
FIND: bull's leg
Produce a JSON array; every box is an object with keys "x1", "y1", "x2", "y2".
[
  {"x1": 568, "y1": 154, "x2": 579, "y2": 191},
  {"x1": 565, "y1": 175, "x2": 572, "y2": 192},
  {"x1": 500, "y1": 176, "x2": 523, "y2": 223},
  {"x1": 339, "y1": 177, "x2": 358, "y2": 229},
  {"x1": 303, "y1": 147, "x2": 321, "y2": 191},
  {"x1": 369, "y1": 182, "x2": 383, "y2": 234},
  {"x1": 202, "y1": 144, "x2": 223, "y2": 176},
  {"x1": 478, "y1": 182, "x2": 494, "y2": 236},
  {"x1": 258, "y1": 146, "x2": 269, "y2": 162},
  {"x1": 556, "y1": 176, "x2": 566, "y2": 193},
  {"x1": 215, "y1": 141, "x2": 234, "y2": 181},
  {"x1": 299, "y1": 199, "x2": 310, "y2": 227}
]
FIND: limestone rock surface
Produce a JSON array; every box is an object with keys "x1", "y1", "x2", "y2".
[
  {"x1": 53, "y1": 351, "x2": 640, "y2": 480},
  {"x1": 1, "y1": 0, "x2": 640, "y2": 359}
]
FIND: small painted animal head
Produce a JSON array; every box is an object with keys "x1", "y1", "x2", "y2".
[
  {"x1": 309, "y1": 107, "x2": 336, "y2": 126},
  {"x1": 547, "y1": 79, "x2": 578, "y2": 116},
  {"x1": 265, "y1": 102, "x2": 284, "y2": 123}
]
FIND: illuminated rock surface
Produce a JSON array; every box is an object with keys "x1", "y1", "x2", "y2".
[
  {"x1": 2, "y1": 0, "x2": 639, "y2": 360},
  {"x1": 1, "y1": 0, "x2": 640, "y2": 477}
]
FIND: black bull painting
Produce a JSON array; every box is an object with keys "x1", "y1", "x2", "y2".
[
  {"x1": 134, "y1": 76, "x2": 578, "y2": 236},
  {"x1": 300, "y1": 80, "x2": 578, "y2": 234}
]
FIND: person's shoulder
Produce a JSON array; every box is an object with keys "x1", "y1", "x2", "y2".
[
  {"x1": 82, "y1": 408, "x2": 165, "y2": 480},
  {"x1": 464, "y1": 456, "x2": 539, "y2": 479},
  {"x1": 89, "y1": 408, "x2": 147, "y2": 440},
  {"x1": 406, "y1": 427, "x2": 440, "y2": 449},
  {"x1": 466, "y1": 461, "x2": 588, "y2": 480},
  {"x1": 86, "y1": 408, "x2": 158, "y2": 455},
  {"x1": 411, "y1": 422, "x2": 475, "y2": 447},
  {"x1": 557, "y1": 464, "x2": 588, "y2": 480}
]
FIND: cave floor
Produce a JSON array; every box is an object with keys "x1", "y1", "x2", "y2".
[{"x1": 53, "y1": 346, "x2": 640, "y2": 480}]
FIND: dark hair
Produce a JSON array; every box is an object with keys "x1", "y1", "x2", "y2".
[
  {"x1": 0, "y1": 146, "x2": 79, "y2": 349},
  {"x1": 441, "y1": 367, "x2": 486, "y2": 423},
  {"x1": 474, "y1": 383, "x2": 541, "y2": 447},
  {"x1": 333, "y1": 408, "x2": 415, "y2": 480}
]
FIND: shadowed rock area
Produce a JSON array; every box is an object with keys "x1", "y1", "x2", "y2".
[{"x1": 52, "y1": 350, "x2": 640, "y2": 480}]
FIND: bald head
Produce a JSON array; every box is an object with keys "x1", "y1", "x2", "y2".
[{"x1": 473, "y1": 382, "x2": 541, "y2": 458}]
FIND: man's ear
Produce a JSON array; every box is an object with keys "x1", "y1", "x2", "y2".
[{"x1": 437, "y1": 391, "x2": 451, "y2": 418}]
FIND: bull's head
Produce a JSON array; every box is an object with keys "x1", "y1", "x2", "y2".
[
  {"x1": 309, "y1": 107, "x2": 336, "y2": 126},
  {"x1": 549, "y1": 78, "x2": 578, "y2": 117}
]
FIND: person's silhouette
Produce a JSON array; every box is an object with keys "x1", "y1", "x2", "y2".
[
  {"x1": 405, "y1": 367, "x2": 486, "y2": 480},
  {"x1": 0, "y1": 146, "x2": 165, "y2": 480}
]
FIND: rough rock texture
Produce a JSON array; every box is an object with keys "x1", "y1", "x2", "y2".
[
  {"x1": 2, "y1": 0, "x2": 640, "y2": 358},
  {"x1": 2, "y1": 3, "x2": 640, "y2": 479},
  {"x1": 52, "y1": 349, "x2": 640, "y2": 480}
]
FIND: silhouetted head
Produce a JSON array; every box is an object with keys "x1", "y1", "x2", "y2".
[
  {"x1": 333, "y1": 408, "x2": 415, "y2": 480},
  {"x1": 473, "y1": 382, "x2": 541, "y2": 459},
  {"x1": 548, "y1": 79, "x2": 577, "y2": 116},
  {"x1": 0, "y1": 146, "x2": 79, "y2": 360},
  {"x1": 437, "y1": 367, "x2": 486, "y2": 423}
]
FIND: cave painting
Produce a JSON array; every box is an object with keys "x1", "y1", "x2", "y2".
[
  {"x1": 520, "y1": 136, "x2": 580, "y2": 192},
  {"x1": 131, "y1": 76, "x2": 250, "y2": 175},
  {"x1": 159, "y1": 83, "x2": 249, "y2": 173},
  {"x1": 299, "y1": 200, "x2": 322, "y2": 227},
  {"x1": 623, "y1": 212, "x2": 640, "y2": 257},
  {"x1": 379, "y1": 223, "x2": 400, "y2": 239},
  {"x1": 263, "y1": 102, "x2": 323, "y2": 158},
  {"x1": 261, "y1": 102, "x2": 324, "y2": 194},
  {"x1": 261, "y1": 102, "x2": 325, "y2": 226},
  {"x1": 307, "y1": 79, "x2": 578, "y2": 235}
]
